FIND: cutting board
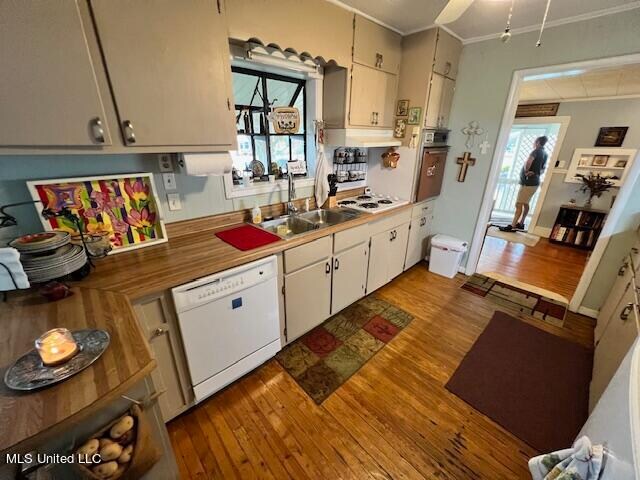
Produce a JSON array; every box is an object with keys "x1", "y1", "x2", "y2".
[{"x1": 215, "y1": 224, "x2": 281, "y2": 251}]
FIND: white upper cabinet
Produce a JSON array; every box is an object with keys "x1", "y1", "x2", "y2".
[
  {"x1": 0, "y1": 0, "x2": 111, "y2": 147},
  {"x1": 90, "y1": 0, "x2": 236, "y2": 148},
  {"x1": 353, "y1": 15, "x2": 402, "y2": 75},
  {"x1": 433, "y1": 29, "x2": 462, "y2": 80},
  {"x1": 424, "y1": 73, "x2": 455, "y2": 128},
  {"x1": 347, "y1": 64, "x2": 398, "y2": 128}
]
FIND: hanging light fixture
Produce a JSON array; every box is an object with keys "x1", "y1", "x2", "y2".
[
  {"x1": 536, "y1": 0, "x2": 552, "y2": 47},
  {"x1": 500, "y1": 0, "x2": 515, "y2": 43}
]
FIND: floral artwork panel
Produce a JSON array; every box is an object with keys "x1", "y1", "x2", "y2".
[{"x1": 28, "y1": 174, "x2": 166, "y2": 253}]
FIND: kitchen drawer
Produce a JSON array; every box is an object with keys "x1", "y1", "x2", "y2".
[
  {"x1": 284, "y1": 236, "x2": 332, "y2": 274},
  {"x1": 368, "y1": 209, "x2": 412, "y2": 237},
  {"x1": 334, "y1": 224, "x2": 370, "y2": 254},
  {"x1": 412, "y1": 201, "x2": 434, "y2": 219}
]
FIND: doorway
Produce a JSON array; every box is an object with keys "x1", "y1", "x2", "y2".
[
  {"x1": 491, "y1": 119, "x2": 564, "y2": 230},
  {"x1": 468, "y1": 54, "x2": 640, "y2": 312}
]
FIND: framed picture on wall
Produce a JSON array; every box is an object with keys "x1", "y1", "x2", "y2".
[
  {"x1": 396, "y1": 99, "x2": 409, "y2": 116},
  {"x1": 27, "y1": 173, "x2": 167, "y2": 254},
  {"x1": 591, "y1": 155, "x2": 609, "y2": 167},
  {"x1": 393, "y1": 118, "x2": 407, "y2": 138},
  {"x1": 595, "y1": 126, "x2": 628, "y2": 147},
  {"x1": 407, "y1": 107, "x2": 422, "y2": 125}
]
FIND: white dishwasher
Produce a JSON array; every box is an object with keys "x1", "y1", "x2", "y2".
[{"x1": 172, "y1": 255, "x2": 282, "y2": 403}]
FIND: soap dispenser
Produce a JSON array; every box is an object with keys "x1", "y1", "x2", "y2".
[{"x1": 252, "y1": 202, "x2": 262, "y2": 224}]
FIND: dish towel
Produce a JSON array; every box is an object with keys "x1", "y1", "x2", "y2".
[
  {"x1": 0, "y1": 247, "x2": 30, "y2": 291},
  {"x1": 314, "y1": 121, "x2": 330, "y2": 208},
  {"x1": 528, "y1": 436, "x2": 603, "y2": 480}
]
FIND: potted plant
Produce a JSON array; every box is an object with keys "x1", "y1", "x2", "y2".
[{"x1": 575, "y1": 173, "x2": 615, "y2": 207}]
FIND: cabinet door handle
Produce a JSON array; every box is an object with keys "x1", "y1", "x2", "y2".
[
  {"x1": 152, "y1": 327, "x2": 167, "y2": 338},
  {"x1": 374, "y1": 112, "x2": 379, "y2": 125},
  {"x1": 371, "y1": 112, "x2": 375, "y2": 125},
  {"x1": 444, "y1": 61, "x2": 452, "y2": 76},
  {"x1": 420, "y1": 217, "x2": 426, "y2": 227},
  {"x1": 325, "y1": 261, "x2": 331, "y2": 274},
  {"x1": 122, "y1": 120, "x2": 136, "y2": 144},
  {"x1": 375, "y1": 53, "x2": 383, "y2": 68},
  {"x1": 334, "y1": 258, "x2": 340, "y2": 270},
  {"x1": 619, "y1": 262, "x2": 629, "y2": 276},
  {"x1": 620, "y1": 303, "x2": 634, "y2": 321},
  {"x1": 91, "y1": 117, "x2": 105, "y2": 143}
]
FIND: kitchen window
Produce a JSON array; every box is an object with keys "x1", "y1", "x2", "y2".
[{"x1": 230, "y1": 67, "x2": 307, "y2": 184}]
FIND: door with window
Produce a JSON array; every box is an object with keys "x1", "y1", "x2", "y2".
[
  {"x1": 230, "y1": 67, "x2": 307, "y2": 184},
  {"x1": 492, "y1": 123, "x2": 560, "y2": 223}
]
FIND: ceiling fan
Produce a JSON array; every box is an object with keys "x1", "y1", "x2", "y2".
[{"x1": 434, "y1": 0, "x2": 475, "y2": 25}]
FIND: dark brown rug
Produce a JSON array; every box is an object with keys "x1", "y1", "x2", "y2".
[{"x1": 445, "y1": 311, "x2": 593, "y2": 453}]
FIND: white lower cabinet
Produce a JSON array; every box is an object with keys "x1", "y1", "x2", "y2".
[
  {"x1": 284, "y1": 259, "x2": 333, "y2": 341},
  {"x1": 331, "y1": 243, "x2": 369, "y2": 314},
  {"x1": 132, "y1": 292, "x2": 193, "y2": 422},
  {"x1": 284, "y1": 214, "x2": 413, "y2": 342},
  {"x1": 405, "y1": 215, "x2": 432, "y2": 270},
  {"x1": 367, "y1": 223, "x2": 410, "y2": 293}
]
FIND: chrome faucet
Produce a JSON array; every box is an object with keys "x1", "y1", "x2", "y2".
[{"x1": 287, "y1": 172, "x2": 298, "y2": 215}]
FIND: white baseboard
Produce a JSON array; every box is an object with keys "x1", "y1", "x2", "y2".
[
  {"x1": 577, "y1": 306, "x2": 599, "y2": 319},
  {"x1": 532, "y1": 226, "x2": 552, "y2": 238}
]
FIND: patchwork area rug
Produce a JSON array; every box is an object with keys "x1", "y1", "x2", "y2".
[
  {"x1": 446, "y1": 311, "x2": 593, "y2": 452},
  {"x1": 276, "y1": 295, "x2": 413, "y2": 403},
  {"x1": 461, "y1": 273, "x2": 568, "y2": 327}
]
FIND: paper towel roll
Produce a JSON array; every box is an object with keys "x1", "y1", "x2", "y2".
[{"x1": 182, "y1": 153, "x2": 233, "y2": 176}]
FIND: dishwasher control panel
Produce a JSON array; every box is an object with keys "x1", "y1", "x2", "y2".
[{"x1": 172, "y1": 256, "x2": 278, "y2": 313}]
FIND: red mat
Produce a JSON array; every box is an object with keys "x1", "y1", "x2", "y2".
[{"x1": 215, "y1": 224, "x2": 281, "y2": 251}]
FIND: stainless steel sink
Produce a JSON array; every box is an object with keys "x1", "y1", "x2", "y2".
[
  {"x1": 259, "y1": 215, "x2": 319, "y2": 239},
  {"x1": 298, "y1": 208, "x2": 360, "y2": 226},
  {"x1": 259, "y1": 208, "x2": 361, "y2": 239}
]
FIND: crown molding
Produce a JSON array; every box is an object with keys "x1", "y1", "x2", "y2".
[
  {"x1": 324, "y1": 0, "x2": 404, "y2": 35},
  {"x1": 325, "y1": 0, "x2": 640, "y2": 43},
  {"x1": 461, "y1": 1, "x2": 640, "y2": 44}
]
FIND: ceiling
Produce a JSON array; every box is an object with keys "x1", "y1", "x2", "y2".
[
  {"x1": 519, "y1": 63, "x2": 640, "y2": 102},
  {"x1": 334, "y1": 0, "x2": 640, "y2": 41}
]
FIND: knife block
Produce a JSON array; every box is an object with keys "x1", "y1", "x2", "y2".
[{"x1": 323, "y1": 196, "x2": 337, "y2": 209}]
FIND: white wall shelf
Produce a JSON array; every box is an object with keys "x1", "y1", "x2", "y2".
[{"x1": 565, "y1": 148, "x2": 637, "y2": 187}]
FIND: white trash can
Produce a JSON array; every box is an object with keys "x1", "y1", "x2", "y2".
[{"x1": 429, "y1": 234, "x2": 468, "y2": 278}]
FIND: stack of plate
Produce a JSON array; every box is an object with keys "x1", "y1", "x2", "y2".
[
  {"x1": 10, "y1": 232, "x2": 88, "y2": 284},
  {"x1": 9, "y1": 232, "x2": 70, "y2": 253}
]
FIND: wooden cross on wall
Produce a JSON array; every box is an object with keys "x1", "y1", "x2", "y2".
[{"x1": 456, "y1": 152, "x2": 476, "y2": 182}]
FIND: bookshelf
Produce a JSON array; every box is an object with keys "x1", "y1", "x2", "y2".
[
  {"x1": 550, "y1": 204, "x2": 607, "y2": 251},
  {"x1": 565, "y1": 148, "x2": 637, "y2": 187}
]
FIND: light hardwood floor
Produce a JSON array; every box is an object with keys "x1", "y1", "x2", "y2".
[
  {"x1": 477, "y1": 236, "x2": 591, "y2": 299},
  {"x1": 168, "y1": 264, "x2": 594, "y2": 479}
]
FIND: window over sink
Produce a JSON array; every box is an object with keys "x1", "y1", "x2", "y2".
[{"x1": 230, "y1": 67, "x2": 307, "y2": 185}]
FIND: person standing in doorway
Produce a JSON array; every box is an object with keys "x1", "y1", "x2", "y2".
[{"x1": 500, "y1": 136, "x2": 548, "y2": 232}]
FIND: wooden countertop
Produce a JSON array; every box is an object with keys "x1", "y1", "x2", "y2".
[
  {"x1": 0, "y1": 202, "x2": 413, "y2": 454},
  {"x1": 0, "y1": 288, "x2": 155, "y2": 455},
  {"x1": 81, "y1": 204, "x2": 415, "y2": 300}
]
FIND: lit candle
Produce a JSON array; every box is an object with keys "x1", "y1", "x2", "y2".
[{"x1": 35, "y1": 328, "x2": 78, "y2": 366}]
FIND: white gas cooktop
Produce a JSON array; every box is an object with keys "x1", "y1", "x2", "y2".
[{"x1": 337, "y1": 193, "x2": 409, "y2": 214}]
